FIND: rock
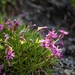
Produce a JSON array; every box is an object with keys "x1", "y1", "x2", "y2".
[{"x1": 64, "y1": 69, "x2": 72, "y2": 75}]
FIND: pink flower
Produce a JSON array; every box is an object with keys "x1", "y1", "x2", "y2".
[
  {"x1": 2, "y1": 73, "x2": 5, "y2": 75},
  {"x1": 37, "y1": 26, "x2": 48, "y2": 31},
  {"x1": 0, "y1": 24, "x2": 4, "y2": 31},
  {"x1": 44, "y1": 38, "x2": 54, "y2": 49},
  {"x1": 39, "y1": 39, "x2": 45, "y2": 47},
  {"x1": 46, "y1": 29, "x2": 57, "y2": 39},
  {"x1": 4, "y1": 34, "x2": 9, "y2": 39},
  {"x1": 54, "y1": 46, "x2": 62, "y2": 58},
  {"x1": 18, "y1": 30, "x2": 25, "y2": 37},
  {"x1": 4, "y1": 50, "x2": 15, "y2": 60},
  {"x1": 3, "y1": 17, "x2": 9, "y2": 25},
  {"x1": 28, "y1": 24, "x2": 36, "y2": 29},
  {"x1": 20, "y1": 13, "x2": 27, "y2": 18},
  {"x1": 60, "y1": 41, "x2": 64, "y2": 46},
  {"x1": 4, "y1": 44, "x2": 15, "y2": 60},
  {"x1": 59, "y1": 30, "x2": 69, "y2": 39},
  {"x1": 7, "y1": 20, "x2": 19, "y2": 31},
  {"x1": 8, "y1": 21, "x2": 13, "y2": 29},
  {"x1": 20, "y1": 37, "x2": 26, "y2": 43},
  {"x1": 55, "y1": 41, "x2": 64, "y2": 47},
  {"x1": 3, "y1": 33, "x2": 9, "y2": 41},
  {"x1": 50, "y1": 45, "x2": 62, "y2": 58},
  {"x1": 59, "y1": 30, "x2": 68, "y2": 35},
  {"x1": 0, "y1": 64, "x2": 4, "y2": 73},
  {"x1": 13, "y1": 20, "x2": 19, "y2": 31}
]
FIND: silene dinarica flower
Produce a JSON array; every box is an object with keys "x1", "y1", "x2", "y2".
[
  {"x1": 46, "y1": 29, "x2": 57, "y2": 40},
  {"x1": 3, "y1": 33, "x2": 9, "y2": 42},
  {"x1": 0, "y1": 24, "x2": 4, "y2": 31},
  {"x1": 4, "y1": 44, "x2": 15, "y2": 60},
  {"x1": 19, "y1": 37, "x2": 26, "y2": 44},
  {"x1": 0, "y1": 64, "x2": 5, "y2": 75},
  {"x1": 58, "y1": 30, "x2": 69, "y2": 39},
  {"x1": 37, "y1": 26, "x2": 48, "y2": 31}
]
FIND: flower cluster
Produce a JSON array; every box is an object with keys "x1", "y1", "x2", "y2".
[
  {"x1": 0, "y1": 16, "x2": 69, "y2": 74},
  {"x1": 4, "y1": 18, "x2": 19, "y2": 31},
  {"x1": 39, "y1": 29, "x2": 68, "y2": 58}
]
